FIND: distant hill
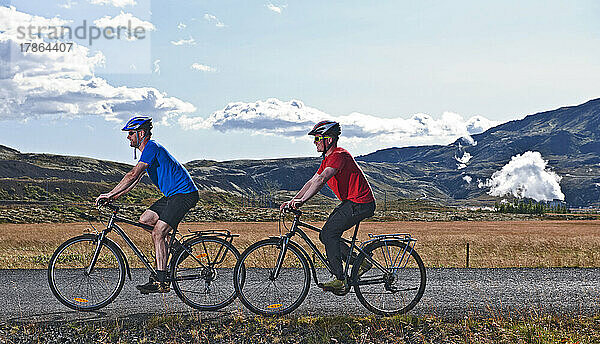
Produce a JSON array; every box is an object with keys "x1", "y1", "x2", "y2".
[
  {"x1": 0, "y1": 145, "x2": 133, "y2": 182},
  {"x1": 1, "y1": 98, "x2": 599, "y2": 206},
  {"x1": 357, "y1": 98, "x2": 600, "y2": 206}
]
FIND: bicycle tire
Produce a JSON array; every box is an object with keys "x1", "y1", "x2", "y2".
[
  {"x1": 48, "y1": 234, "x2": 126, "y2": 311},
  {"x1": 171, "y1": 236, "x2": 241, "y2": 311},
  {"x1": 234, "y1": 238, "x2": 310, "y2": 316},
  {"x1": 352, "y1": 240, "x2": 426, "y2": 316}
]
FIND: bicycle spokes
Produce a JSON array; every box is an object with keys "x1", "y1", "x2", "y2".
[
  {"x1": 171, "y1": 237, "x2": 240, "y2": 311},
  {"x1": 234, "y1": 239, "x2": 311, "y2": 316},
  {"x1": 354, "y1": 240, "x2": 426, "y2": 316},
  {"x1": 48, "y1": 235, "x2": 125, "y2": 311}
]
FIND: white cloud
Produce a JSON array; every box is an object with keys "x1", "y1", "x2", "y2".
[
  {"x1": 455, "y1": 151, "x2": 472, "y2": 170},
  {"x1": 58, "y1": 0, "x2": 78, "y2": 9},
  {"x1": 89, "y1": 0, "x2": 136, "y2": 8},
  {"x1": 204, "y1": 14, "x2": 225, "y2": 28},
  {"x1": 0, "y1": 6, "x2": 71, "y2": 37},
  {"x1": 170, "y1": 36, "x2": 195, "y2": 46},
  {"x1": 178, "y1": 98, "x2": 499, "y2": 149},
  {"x1": 153, "y1": 59, "x2": 160, "y2": 74},
  {"x1": 190, "y1": 63, "x2": 216, "y2": 72},
  {"x1": 478, "y1": 151, "x2": 564, "y2": 202},
  {"x1": 466, "y1": 116, "x2": 497, "y2": 135},
  {"x1": 177, "y1": 22, "x2": 186, "y2": 30},
  {"x1": 93, "y1": 11, "x2": 155, "y2": 41},
  {"x1": 0, "y1": 7, "x2": 195, "y2": 123},
  {"x1": 267, "y1": 3, "x2": 285, "y2": 14}
]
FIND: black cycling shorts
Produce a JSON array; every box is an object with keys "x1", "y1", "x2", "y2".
[{"x1": 148, "y1": 191, "x2": 199, "y2": 230}]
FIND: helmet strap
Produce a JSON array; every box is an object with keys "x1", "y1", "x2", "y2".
[
  {"x1": 322, "y1": 138, "x2": 330, "y2": 160},
  {"x1": 322, "y1": 136, "x2": 338, "y2": 160},
  {"x1": 133, "y1": 130, "x2": 147, "y2": 160}
]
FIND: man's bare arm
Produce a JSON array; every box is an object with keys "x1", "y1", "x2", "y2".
[
  {"x1": 281, "y1": 173, "x2": 317, "y2": 210},
  {"x1": 95, "y1": 162, "x2": 148, "y2": 205},
  {"x1": 290, "y1": 167, "x2": 337, "y2": 209},
  {"x1": 112, "y1": 172, "x2": 144, "y2": 200},
  {"x1": 293, "y1": 173, "x2": 320, "y2": 199}
]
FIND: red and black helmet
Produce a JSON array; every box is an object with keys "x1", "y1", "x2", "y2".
[{"x1": 308, "y1": 120, "x2": 341, "y2": 137}]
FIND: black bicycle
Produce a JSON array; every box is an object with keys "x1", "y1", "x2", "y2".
[
  {"x1": 233, "y1": 207, "x2": 426, "y2": 316},
  {"x1": 48, "y1": 203, "x2": 241, "y2": 311}
]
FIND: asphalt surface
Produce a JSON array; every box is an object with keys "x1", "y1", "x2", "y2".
[{"x1": 2, "y1": 268, "x2": 600, "y2": 324}]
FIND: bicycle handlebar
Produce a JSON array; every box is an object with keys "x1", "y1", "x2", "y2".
[
  {"x1": 98, "y1": 201, "x2": 119, "y2": 212},
  {"x1": 282, "y1": 206, "x2": 302, "y2": 216}
]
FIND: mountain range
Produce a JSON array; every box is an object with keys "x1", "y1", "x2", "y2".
[{"x1": 1, "y1": 98, "x2": 599, "y2": 207}]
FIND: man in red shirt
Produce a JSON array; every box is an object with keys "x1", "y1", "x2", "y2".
[{"x1": 281, "y1": 121, "x2": 376, "y2": 292}]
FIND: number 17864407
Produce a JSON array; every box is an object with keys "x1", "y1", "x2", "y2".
[{"x1": 20, "y1": 42, "x2": 73, "y2": 53}]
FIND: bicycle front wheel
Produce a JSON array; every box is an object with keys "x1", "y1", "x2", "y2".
[
  {"x1": 171, "y1": 237, "x2": 241, "y2": 311},
  {"x1": 352, "y1": 240, "x2": 426, "y2": 316},
  {"x1": 48, "y1": 234, "x2": 125, "y2": 311},
  {"x1": 234, "y1": 238, "x2": 310, "y2": 316}
]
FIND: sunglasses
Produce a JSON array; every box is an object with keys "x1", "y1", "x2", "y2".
[
  {"x1": 313, "y1": 136, "x2": 331, "y2": 143},
  {"x1": 128, "y1": 131, "x2": 138, "y2": 136}
]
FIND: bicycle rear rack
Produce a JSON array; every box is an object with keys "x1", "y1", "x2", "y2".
[
  {"x1": 184, "y1": 228, "x2": 239, "y2": 239},
  {"x1": 362, "y1": 233, "x2": 418, "y2": 271},
  {"x1": 360, "y1": 233, "x2": 417, "y2": 250},
  {"x1": 367, "y1": 233, "x2": 416, "y2": 242}
]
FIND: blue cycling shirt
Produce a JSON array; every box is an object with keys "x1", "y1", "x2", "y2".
[{"x1": 139, "y1": 140, "x2": 198, "y2": 197}]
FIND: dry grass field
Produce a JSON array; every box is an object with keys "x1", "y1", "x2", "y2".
[{"x1": 2, "y1": 219, "x2": 600, "y2": 269}]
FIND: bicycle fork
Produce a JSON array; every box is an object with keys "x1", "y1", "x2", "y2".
[
  {"x1": 86, "y1": 231, "x2": 108, "y2": 276},
  {"x1": 271, "y1": 236, "x2": 290, "y2": 280}
]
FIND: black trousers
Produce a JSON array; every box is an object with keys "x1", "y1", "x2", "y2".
[{"x1": 319, "y1": 200, "x2": 376, "y2": 280}]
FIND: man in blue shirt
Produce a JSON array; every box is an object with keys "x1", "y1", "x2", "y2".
[{"x1": 95, "y1": 116, "x2": 199, "y2": 294}]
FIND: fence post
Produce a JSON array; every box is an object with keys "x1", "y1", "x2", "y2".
[{"x1": 466, "y1": 242, "x2": 470, "y2": 268}]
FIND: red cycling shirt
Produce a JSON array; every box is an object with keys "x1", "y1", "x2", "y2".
[{"x1": 317, "y1": 147, "x2": 375, "y2": 204}]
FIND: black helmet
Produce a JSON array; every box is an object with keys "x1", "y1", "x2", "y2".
[{"x1": 308, "y1": 120, "x2": 341, "y2": 137}]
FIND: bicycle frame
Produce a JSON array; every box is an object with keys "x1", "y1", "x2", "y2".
[
  {"x1": 277, "y1": 210, "x2": 404, "y2": 287},
  {"x1": 87, "y1": 204, "x2": 236, "y2": 281},
  {"x1": 87, "y1": 205, "x2": 158, "y2": 278}
]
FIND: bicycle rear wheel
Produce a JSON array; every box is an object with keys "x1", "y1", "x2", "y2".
[
  {"x1": 171, "y1": 237, "x2": 241, "y2": 310},
  {"x1": 234, "y1": 238, "x2": 310, "y2": 316},
  {"x1": 48, "y1": 234, "x2": 125, "y2": 311},
  {"x1": 352, "y1": 240, "x2": 426, "y2": 316}
]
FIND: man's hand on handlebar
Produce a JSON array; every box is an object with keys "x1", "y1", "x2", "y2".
[
  {"x1": 280, "y1": 199, "x2": 304, "y2": 211},
  {"x1": 95, "y1": 193, "x2": 112, "y2": 206}
]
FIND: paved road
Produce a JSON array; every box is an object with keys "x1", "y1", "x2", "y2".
[{"x1": 2, "y1": 268, "x2": 600, "y2": 324}]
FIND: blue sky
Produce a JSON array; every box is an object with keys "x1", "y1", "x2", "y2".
[{"x1": 1, "y1": 0, "x2": 599, "y2": 163}]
